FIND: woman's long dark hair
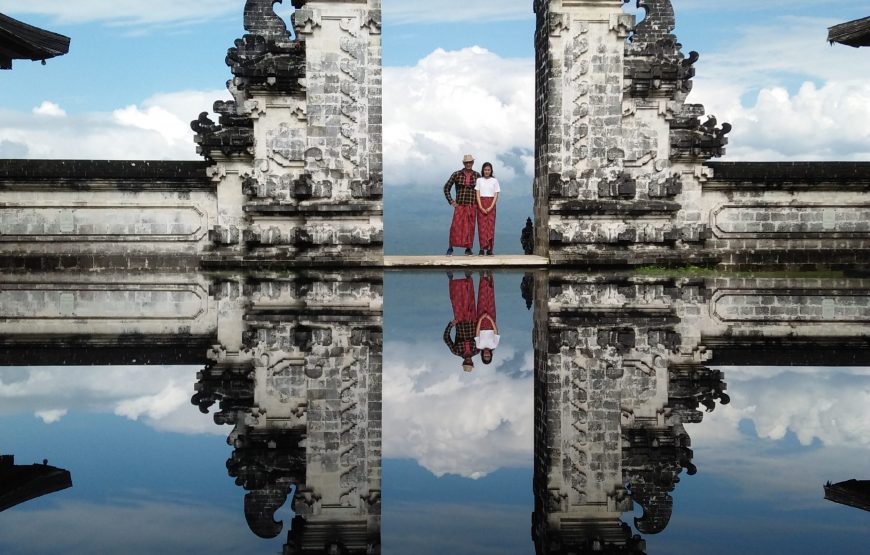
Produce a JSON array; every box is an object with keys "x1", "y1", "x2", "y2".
[{"x1": 481, "y1": 162, "x2": 494, "y2": 178}]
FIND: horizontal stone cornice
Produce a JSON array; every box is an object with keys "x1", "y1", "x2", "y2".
[
  {"x1": 0, "y1": 160, "x2": 214, "y2": 190},
  {"x1": 704, "y1": 162, "x2": 870, "y2": 191}
]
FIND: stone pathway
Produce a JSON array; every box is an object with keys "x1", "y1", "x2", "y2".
[{"x1": 384, "y1": 255, "x2": 549, "y2": 268}]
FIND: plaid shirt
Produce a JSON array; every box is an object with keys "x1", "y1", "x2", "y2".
[
  {"x1": 443, "y1": 321, "x2": 480, "y2": 358},
  {"x1": 444, "y1": 169, "x2": 480, "y2": 206}
]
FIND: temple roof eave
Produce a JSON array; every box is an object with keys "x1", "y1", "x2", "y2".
[
  {"x1": 0, "y1": 13, "x2": 71, "y2": 68},
  {"x1": 827, "y1": 16, "x2": 870, "y2": 48}
]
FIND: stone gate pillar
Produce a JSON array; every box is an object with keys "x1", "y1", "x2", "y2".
[
  {"x1": 534, "y1": 1, "x2": 729, "y2": 264},
  {"x1": 193, "y1": 0, "x2": 382, "y2": 266},
  {"x1": 534, "y1": 0, "x2": 636, "y2": 259}
]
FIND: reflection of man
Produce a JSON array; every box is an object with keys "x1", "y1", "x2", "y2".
[
  {"x1": 475, "y1": 272, "x2": 499, "y2": 365},
  {"x1": 443, "y1": 154, "x2": 480, "y2": 256},
  {"x1": 444, "y1": 272, "x2": 480, "y2": 371}
]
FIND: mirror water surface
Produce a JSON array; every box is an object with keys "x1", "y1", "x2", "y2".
[{"x1": 1, "y1": 271, "x2": 869, "y2": 554}]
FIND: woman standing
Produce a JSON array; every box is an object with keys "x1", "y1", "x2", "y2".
[{"x1": 474, "y1": 162, "x2": 500, "y2": 256}]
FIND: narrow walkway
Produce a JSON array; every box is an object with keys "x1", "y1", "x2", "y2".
[{"x1": 384, "y1": 255, "x2": 549, "y2": 268}]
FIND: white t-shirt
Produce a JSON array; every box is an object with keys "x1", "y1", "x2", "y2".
[
  {"x1": 475, "y1": 329, "x2": 500, "y2": 350},
  {"x1": 475, "y1": 177, "x2": 501, "y2": 197}
]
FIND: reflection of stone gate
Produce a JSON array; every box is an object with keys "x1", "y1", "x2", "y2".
[
  {"x1": 0, "y1": 270, "x2": 384, "y2": 554},
  {"x1": 3, "y1": 270, "x2": 870, "y2": 550},
  {"x1": 531, "y1": 272, "x2": 870, "y2": 552},
  {"x1": 533, "y1": 0, "x2": 870, "y2": 267},
  {"x1": 1, "y1": 0, "x2": 870, "y2": 269}
]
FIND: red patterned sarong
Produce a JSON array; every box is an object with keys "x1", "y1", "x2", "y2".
[
  {"x1": 477, "y1": 197, "x2": 496, "y2": 251},
  {"x1": 449, "y1": 276, "x2": 477, "y2": 322},
  {"x1": 477, "y1": 274, "x2": 496, "y2": 330},
  {"x1": 449, "y1": 204, "x2": 476, "y2": 249}
]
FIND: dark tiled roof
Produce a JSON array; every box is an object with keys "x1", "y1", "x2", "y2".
[
  {"x1": 828, "y1": 16, "x2": 870, "y2": 48},
  {"x1": 0, "y1": 12, "x2": 70, "y2": 69}
]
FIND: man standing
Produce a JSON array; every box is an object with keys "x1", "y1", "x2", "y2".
[{"x1": 443, "y1": 154, "x2": 480, "y2": 255}]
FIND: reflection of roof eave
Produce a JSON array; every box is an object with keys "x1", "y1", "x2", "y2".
[
  {"x1": 0, "y1": 455, "x2": 73, "y2": 512},
  {"x1": 0, "y1": 12, "x2": 71, "y2": 69},
  {"x1": 827, "y1": 16, "x2": 870, "y2": 48},
  {"x1": 824, "y1": 479, "x2": 870, "y2": 512}
]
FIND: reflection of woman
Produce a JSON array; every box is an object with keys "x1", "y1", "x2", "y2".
[
  {"x1": 444, "y1": 272, "x2": 480, "y2": 372},
  {"x1": 475, "y1": 272, "x2": 499, "y2": 365},
  {"x1": 474, "y1": 162, "x2": 500, "y2": 256}
]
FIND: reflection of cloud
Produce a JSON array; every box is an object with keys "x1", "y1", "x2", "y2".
[
  {"x1": 384, "y1": 340, "x2": 533, "y2": 479},
  {"x1": 0, "y1": 366, "x2": 221, "y2": 436},
  {"x1": 0, "y1": 498, "x2": 264, "y2": 555},
  {"x1": 384, "y1": 501, "x2": 529, "y2": 555},
  {"x1": 689, "y1": 367, "x2": 870, "y2": 503},
  {"x1": 700, "y1": 367, "x2": 870, "y2": 447}
]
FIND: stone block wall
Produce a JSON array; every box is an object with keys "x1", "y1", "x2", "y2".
[
  {"x1": 196, "y1": 271, "x2": 383, "y2": 553},
  {"x1": 0, "y1": 161, "x2": 214, "y2": 271},
  {"x1": 194, "y1": 0, "x2": 383, "y2": 267},
  {"x1": 700, "y1": 162, "x2": 870, "y2": 269},
  {"x1": 535, "y1": 0, "x2": 870, "y2": 268},
  {"x1": 533, "y1": 271, "x2": 717, "y2": 552},
  {"x1": 532, "y1": 271, "x2": 870, "y2": 549}
]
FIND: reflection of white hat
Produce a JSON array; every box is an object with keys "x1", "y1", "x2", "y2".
[
  {"x1": 463, "y1": 364, "x2": 474, "y2": 372},
  {"x1": 462, "y1": 154, "x2": 474, "y2": 163}
]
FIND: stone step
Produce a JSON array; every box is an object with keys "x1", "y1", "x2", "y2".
[{"x1": 384, "y1": 255, "x2": 549, "y2": 268}]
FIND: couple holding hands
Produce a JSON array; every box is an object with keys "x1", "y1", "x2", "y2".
[{"x1": 443, "y1": 154, "x2": 501, "y2": 256}]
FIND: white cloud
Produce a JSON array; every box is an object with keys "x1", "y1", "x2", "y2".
[
  {"x1": 35, "y1": 408, "x2": 68, "y2": 424},
  {"x1": 696, "y1": 81, "x2": 870, "y2": 161},
  {"x1": 33, "y1": 101, "x2": 66, "y2": 117},
  {"x1": 687, "y1": 367, "x2": 870, "y2": 502},
  {"x1": 384, "y1": 47, "x2": 534, "y2": 191},
  {"x1": 693, "y1": 367, "x2": 870, "y2": 448},
  {"x1": 383, "y1": 340, "x2": 533, "y2": 479},
  {"x1": 688, "y1": 16, "x2": 870, "y2": 161},
  {"x1": 0, "y1": 89, "x2": 227, "y2": 160},
  {"x1": 0, "y1": 366, "x2": 222, "y2": 436}
]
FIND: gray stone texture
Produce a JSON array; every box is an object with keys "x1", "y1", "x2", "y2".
[
  {"x1": 536, "y1": 0, "x2": 870, "y2": 269},
  {"x1": 532, "y1": 270, "x2": 870, "y2": 551}
]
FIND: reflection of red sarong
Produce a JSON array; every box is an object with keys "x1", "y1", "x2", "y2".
[
  {"x1": 449, "y1": 204, "x2": 476, "y2": 249},
  {"x1": 448, "y1": 276, "x2": 477, "y2": 357},
  {"x1": 450, "y1": 276, "x2": 476, "y2": 322},
  {"x1": 477, "y1": 197, "x2": 496, "y2": 250},
  {"x1": 477, "y1": 274, "x2": 496, "y2": 330}
]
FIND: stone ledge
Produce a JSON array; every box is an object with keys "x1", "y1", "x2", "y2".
[
  {"x1": 0, "y1": 160, "x2": 215, "y2": 192},
  {"x1": 550, "y1": 200, "x2": 681, "y2": 215},
  {"x1": 0, "y1": 159, "x2": 213, "y2": 180},
  {"x1": 244, "y1": 203, "x2": 383, "y2": 215},
  {"x1": 384, "y1": 255, "x2": 549, "y2": 268},
  {"x1": 705, "y1": 162, "x2": 870, "y2": 190}
]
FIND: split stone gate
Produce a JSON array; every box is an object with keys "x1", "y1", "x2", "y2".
[{"x1": 1, "y1": 0, "x2": 869, "y2": 269}]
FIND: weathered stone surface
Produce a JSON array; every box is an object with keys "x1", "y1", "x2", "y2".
[
  {"x1": 534, "y1": 0, "x2": 870, "y2": 269},
  {"x1": 532, "y1": 270, "x2": 870, "y2": 552},
  {"x1": 0, "y1": 1, "x2": 382, "y2": 269}
]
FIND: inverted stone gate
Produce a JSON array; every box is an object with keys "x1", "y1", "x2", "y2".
[
  {"x1": 1, "y1": 0, "x2": 869, "y2": 269},
  {"x1": 2, "y1": 269, "x2": 869, "y2": 551}
]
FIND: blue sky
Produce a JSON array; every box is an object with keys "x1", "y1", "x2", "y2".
[
  {"x1": 3, "y1": 271, "x2": 870, "y2": 553},
  {"x1": 1, "y1": 1, "x2": 867, "y2": 254},
  {"x1": 2, "y1": 1, "x2": 867, "y2": 161}
]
